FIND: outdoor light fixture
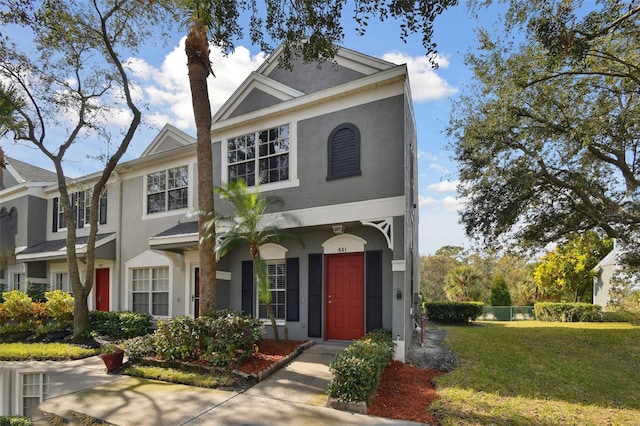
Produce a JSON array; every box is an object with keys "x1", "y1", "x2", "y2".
[{"x1": 332, "y1": 224, "x2": 345, "y2": 234}]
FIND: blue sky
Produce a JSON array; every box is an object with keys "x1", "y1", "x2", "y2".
[{"x1": 1, "y1": 2, "x2": 506, "y2": 255}]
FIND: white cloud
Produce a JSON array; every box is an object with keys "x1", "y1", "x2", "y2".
[
  {"x1": 443, "y1": 195, "x2": 464, "y2": 212},
  {"x1": 427, "y1": 180, "x2": 459, "y2": 193},
  {"x1": 429, "y1": 163, "x2": 450, "y2": 174},
  {"x1": 128, "y1": 41, "x2": 266, "y2": 134},
  {"x1": 419, "y1": 195, "x2": 437, "y2": 207},
  {"x1": 381, "y1": 51, "x2": 458, "y2": 101}
]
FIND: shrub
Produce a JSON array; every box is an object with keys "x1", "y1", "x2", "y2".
[
  {"x1": 328, "y1": 329, "x2": 393, "y2": 403},
  {"x1": 0, "y1": 416, "x2": 32, "y2": 426},
  {"x1": 26, "y1": 283, "x2": 47, "y2": 302},
  {"x1": 601, "y1": 310, "x2": 640, "y2": 324},
  {"x1": 89, "y1": 310, "x2": 153, "y2": 339},
  {"x1": 123, "y1": 334, "x2": 157, "y2": 361},
  {"x1": 534, "y1": 302, "x2": 602, "y2": 322},
  {"x1": 424, "y1": 301, "x2": 484, "y2": 323},
  {"x1": 489, "y1": 276, "x2": 512, "y2": 306},
  {"x1": 44, "y1": 290, "x2": 74, "y2": 326},
  {"x1": 154, "y1": 311, "x2": 262, "y2": 367},
  {"x1": 1, "y1": 291, "x2": 33, "y2": 321}
]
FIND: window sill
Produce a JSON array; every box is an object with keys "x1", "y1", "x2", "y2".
[{"x1": 260, "y1": 319, "x2": 286, "y2": 327}]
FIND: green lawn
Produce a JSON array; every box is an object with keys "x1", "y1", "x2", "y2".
[
  {"x1": 432, "y1": 321, "x2": 640, "y2": 426},
  {"x1": 0, "y1": 342, "x2": 98, "y2": 360}
]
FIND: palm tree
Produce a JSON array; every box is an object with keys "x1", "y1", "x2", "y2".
[
  {"x1": 181, "y1": 1, "x2": 219, "y2": 316},
  {"x1": 213, "y1": 179, "x2": 302, "y2": 342},
  {"x1": 444, "y1": 266, "x2": 483, "y2": 302}
]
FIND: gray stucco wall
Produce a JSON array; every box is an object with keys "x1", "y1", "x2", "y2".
[
  {"x1": 229, "y1": 88, "x2": 283, "y2": 119},
  {"x1": 267, "y1": 59, "x2": 365, "y2": 95},
  {"x1": 213, "y1": 95, "x2": 405, "y2": 216}
]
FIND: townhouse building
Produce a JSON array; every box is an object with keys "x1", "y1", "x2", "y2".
[{"x1": 1, "y1": 45, "x2": 420, "y2": 417}]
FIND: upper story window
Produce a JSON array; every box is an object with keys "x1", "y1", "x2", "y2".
[
  {"x1": 147, "y1": 165, "x2": 189, "y2": 214},
  {"x1": 228, "y1": 124, "x2": 289, "y2": 187},
  {"x1": 53, "y1": 190, "x2": 107, "y2": 232},
  {"x1": 327, "y1": 123, "x2": 361, "y2": 180}
]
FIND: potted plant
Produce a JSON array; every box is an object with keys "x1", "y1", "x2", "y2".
[{"x1": 99, "y1": 343, "x2": 125, "y2": 372}]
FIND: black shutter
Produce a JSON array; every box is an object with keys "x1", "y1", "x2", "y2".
[
  {"x1": 99, "y1": 192, "x2": 108, "y2": 224},
  {"x1": 77, "y1": 192, "x2": 85, "y2": 229},
  {"x1": 71, "y1": 193, "x2": 77, "y2": 229},
  {"x1": 308, "y1": 253, "x2": 323, "y2": 337},
  {"x1": 241, "y1": 261, "x2": 254, "y2": 316},
  {"x1": 327, "y1": 123, "x2": 361, "y2": 180},
  {"x1": 366, "y1": 250, "x2": 383, "y2": 332},
  {"x1": 52, "y1": 197, "x2": 58, "y2": 232},
  {"x1": 286, "y1": 258, "x2": 299, "y2": 322}
]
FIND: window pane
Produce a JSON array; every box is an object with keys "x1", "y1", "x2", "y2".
[
  {"x1": 152, "y1": 267, "x2": 169, "y2": 291},
  {"x1": 168, "y1": 188, "x2": 188, "y2": 210},
  {"x1": 152, "y1": 292, "x2": 169, "y2": 316},
  {"x1": 147, "y1": 171, "x2": 166, "y2": 193},
  {"x1": 147, "y1": 193, "x2": 166, "y2": 214},
  {"x1": 168, "y1": 166, "x2": 188, "y2": 189},
  {"x1": 132, "y1": 293, "x2": 149, "y2": 313}
]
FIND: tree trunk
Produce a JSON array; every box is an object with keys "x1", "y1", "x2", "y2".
[
  {"x1": 186, "y1": 26, "x2": 216, "y2": 316},
  {"x1": 266, "y1": 301, "x2": 280, "y2": 342}
]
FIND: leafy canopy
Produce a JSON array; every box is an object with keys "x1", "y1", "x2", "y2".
[{"x1": 450, "y1": 0, "x2": 640, "y2": 266}]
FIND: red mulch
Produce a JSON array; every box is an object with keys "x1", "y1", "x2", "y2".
[
  {"x1": 368, "y1": 360, "x2": 443, "y2": 425},
  {"x1": 235, "y1": 341, "x2": 444, "y2": 425},
  {"x1": 235, "y1": 339, "x2": 306, "y2": 375}
]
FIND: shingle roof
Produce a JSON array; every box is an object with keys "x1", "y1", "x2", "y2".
[
  {"x1": 6, "y1": 157, "x2": 58, "y2": 182},
  {"x1": 153, "y1": 221, "x2": 199, "y2": 238},
  {"x1": 18, "y1": 233, "x2": 115, "y2": 255}
]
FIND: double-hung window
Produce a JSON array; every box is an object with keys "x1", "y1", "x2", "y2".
[
  {"x1": 258, "y1": 261, "x2": 287, "y2": 321},
  {"x1": 131, "y1": 267, "x2": 169, "y2": 316},
  {"x1": 54, "y1": 272, "x2": 69, "y2": 293},
  {"x1": 20, "y1": 372, "x2": 48, "y2": 418},
  {"x1": 147, "y1": 166, "x2": 189, "y2": 214},
  {"x1": 228, "y1": 124, "x2": 290, "y2": 186},
  {"x1": 53, "y1": 190, "x2": 107, "y2": 232}
]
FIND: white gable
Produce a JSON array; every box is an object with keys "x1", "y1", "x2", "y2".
[{"x1": 140, "y1": 124, "x2": 195, "y2": 157}]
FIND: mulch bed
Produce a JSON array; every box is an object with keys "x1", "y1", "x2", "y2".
[
  {"x1": 235, "y1": 339, "x2": 308, "y2": 376},
  {"x1": 368, "y1": 360, "x2": 443, "y2": 424}
]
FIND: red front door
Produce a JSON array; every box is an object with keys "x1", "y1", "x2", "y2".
[
  {"x1": 194, "y1": 267, "x2": 200, "y2": 318},
  {"x1": 95, "y1": 268, "x2": 109, "y2": 311},
  {"x1": 326, "y1": 253, "x2": 365, "y2": 340}
]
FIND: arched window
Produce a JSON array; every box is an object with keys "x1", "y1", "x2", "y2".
[{"x1": 327, "y1": 123, "x2": 361, "y2": 180}]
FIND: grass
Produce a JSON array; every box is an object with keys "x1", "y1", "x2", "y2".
[
  {"x1": 0, "y1": 342, "x2": 99, "y2": 360},
  {"x1": 122, "y1": 365, "x2": 247, "y2": 390},
  {"x1": 431, "y1": 321, "x2": 640, "y2": 425}
]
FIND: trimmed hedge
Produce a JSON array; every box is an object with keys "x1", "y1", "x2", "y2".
[
  {"x1": 424, "y1": 301, "x2": 484, "y2": 323},
  {"x1": 328, "y1": 329, "x2": 393, "y2": 403},
  {"x1": 534, "y1": 302, "x2": 602, "y2": 322},
  {"x1": 89, "y1": 310, "x2": 153, "y2": 339},
  {"x1": 0, "y1": 417, "x2": 32, "y2": 426}
]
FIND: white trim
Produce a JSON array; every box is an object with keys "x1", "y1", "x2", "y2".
[
  {"x1": 148, "y1": 232, "x2": 199, "y2": 247},
  {"x1": 322, "y1": 234, "x2": 367, "y2": 254},
  {"x1": 264, "y1": 196, "x2": 405, "y2": 229},
  {"x1": 392, "y1": 260, "x2": 405, "y2": 272},
  {"x1": 260, "y1": 243, "x2": 288, "y2": 260},
  {"x1": 125, "y1": 250, "x2": 173, "y2": 317},
  {"x1": 361, "y1": 218, "x2": 394, "y2": 250},
  {"x1": 140, "y1": 124, "x2": 195, "y2": 157},
  {"x1": 17, "y1": 371, "x2": 48, "y2": 418}
]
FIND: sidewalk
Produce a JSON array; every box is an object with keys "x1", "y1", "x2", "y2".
[{"x1": 37, "y1": 344, "x2": 421, "y2": 426}]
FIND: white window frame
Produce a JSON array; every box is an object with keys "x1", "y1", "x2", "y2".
[
  {"x1": 18, "y1": 372, "x2": 48, "y2": 418},
  {"x1": 258, "y1": 260, "x2": 287, "y2": 322},
  {"x1": 131, "y1": 266, "x2": 170, "y2": 317},
  {"x1": 221, "y1": 123, "x2": 299, "y2": 192},
  {"x1": 53, "y1": 272, "x2": 69, "y2": 293},
  {"x1": 258, "y1": 243, "x2": 288, "y2": 325},
  {"x1": 145, "y1": 165, "x2": 189, "y2": 215},
  {"x1": 11, "y1": 273, "x2": 25, "y2": 292}
]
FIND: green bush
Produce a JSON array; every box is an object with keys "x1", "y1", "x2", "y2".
[
  {"x1": 424, "y1": 301, "x2": 484, "y2": 323},
  {"x1": 601, "y1": 310, "x2": 640, "y2": 324},
  {"x1": 26, "y1": 283, "x2": 47, "y2": 303},
  {"x1": 0, "y1": 416, "x2": 32, "y2": 426},
  {"x1": 534, "y1": 302, "x2": 602, "y2": 322},
  {"x1": 328, "y1": 329, "x2": 393, "y2": 403},
  {"x1": 1, "y1": 291, "x2": 33, "y2": 321},
  {"x1": 154, "y1": 311, "x2": 261, "y2": 367},
  {"x1": 89, "y1": 310, "x2": 153, "y2": 339},
  {"x1": 44, "y1": 290, "x2": 74, "y2": 326},
  {"x1": 122, "y1": 334, "x2": 157, "y2": 361}
]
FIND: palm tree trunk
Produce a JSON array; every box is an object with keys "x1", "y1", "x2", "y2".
[
  {"x1": 266, "y1": 301, "x2": 280, "y2": 342},
  {"x1": 186, "y1": 26, "x2": 216, "y2": 316}
]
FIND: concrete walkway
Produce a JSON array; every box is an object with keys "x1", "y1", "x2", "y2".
[{"x1": 36, "y1": 344, "x2": 421, "y2": 426}]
